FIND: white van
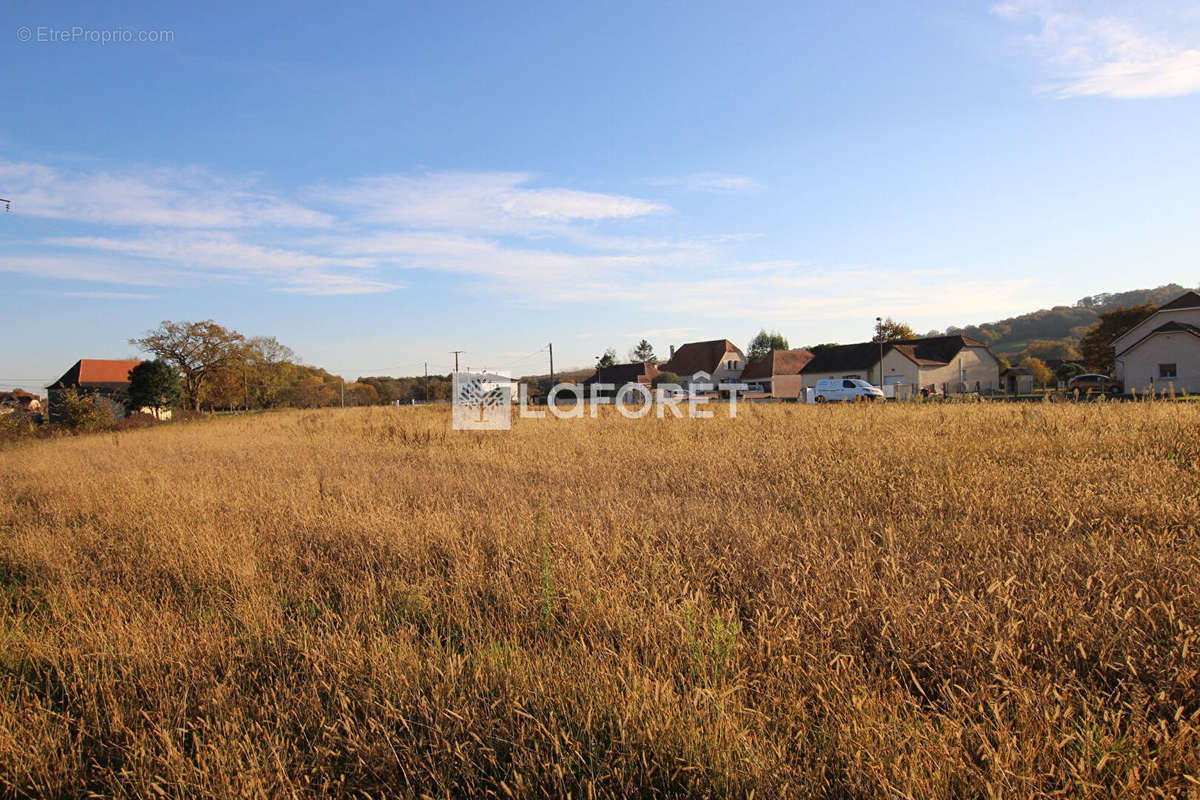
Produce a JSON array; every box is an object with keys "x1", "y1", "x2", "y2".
[{"x1": 812, "y1": 378, "x2": 885, "y2": 403}]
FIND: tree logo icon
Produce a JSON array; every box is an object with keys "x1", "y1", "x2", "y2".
[{"x1": 452, "y1": 370, "x2": 512, "y2": 430}]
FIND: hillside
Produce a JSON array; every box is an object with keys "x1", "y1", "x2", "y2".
[{"x1": 939, "y1": 283, "x2": 1196, "y2": 360}]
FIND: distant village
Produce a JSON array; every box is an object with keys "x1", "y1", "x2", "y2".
[
  {"x1": 3, "y1": 290, "x2": 1199, "y2": 428},
  {"x1": 635, "y1": 290, "x2": 1199, "y2": 401}
]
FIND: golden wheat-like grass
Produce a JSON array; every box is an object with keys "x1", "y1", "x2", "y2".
[{"x1": 1, "y1": 403, "x2": 1198, "y2": 798}]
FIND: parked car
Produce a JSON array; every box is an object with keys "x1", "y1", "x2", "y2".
[
  {"x1": 1068, "y1": 374, "x2": 1123, "y2": 394},
  {"x1": 813, "y1": 378, "x2": 885, "y2": 403}
]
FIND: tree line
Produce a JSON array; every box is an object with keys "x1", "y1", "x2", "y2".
[
  {"x1": 936, "y1": 283, "x2": 1192, "y2": 362},
  {"x1": 131, "y1": 320, "x2": 383, "y2": 411}
]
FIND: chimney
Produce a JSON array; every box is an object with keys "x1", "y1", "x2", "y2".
[{"x1": 669, "y1": 344, "x2": 676, "y2": 358}]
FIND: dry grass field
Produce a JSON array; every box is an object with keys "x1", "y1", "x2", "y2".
[{"x1": 1, "y1": 403, "x2": 1198, "y2": 798}]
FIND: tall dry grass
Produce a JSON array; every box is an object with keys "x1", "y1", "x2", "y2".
[{"x1": 0, "y1": 403, "x2": 1198, "y2": 798}]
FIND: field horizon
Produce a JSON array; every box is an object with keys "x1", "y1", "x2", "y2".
[{"x1": 2, "y1": 403, "x2": 1198, "y2": 797}]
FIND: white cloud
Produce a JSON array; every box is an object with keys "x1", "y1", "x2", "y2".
[
  {"x1": 649, "y1": 173, "x2": 764, "y2": 193},
  {"x1": 48, "y1": 233, "x2": 374, "y2": 272},
  {"x1": 274, "y1": 272, "x2": 402, "y2": 296},
  {"x1": 0, "y1": 161, "x2": 333, "y2": 228},
  {"x1": 3, "y1": 159, "x2": 1036, "y2": 326},
  {"x1": 327, "y1": 231, "x2": 657, "y2": 283},
  {"x1": 321, "y1": 171, "x2": 667, "y2": 232},
  {"x1": 3, "y1": 162, "x2": 677, "y2": 296},
  {"x1": 601, "y1": 265, "x2": 1040, "y2": 327},
  {"x1": 1058, "y1": 50, "x2": 1200, "y2": 98},
  {"x1": 56, "y1": 291, "x2": 157, "y2": 300},
  {"x1": 994, "y1": 1, "x2": 1200, "y2": 98},
  {"x1": 0, "y1": 255, "x2": 181, "y2": 286}
]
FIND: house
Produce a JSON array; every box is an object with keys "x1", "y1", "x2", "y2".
[
  {"x1": 0, "y1": 389, "x2": 42, "y2": 415},
  {"x1": 47, "y1": 359, "x2": 144, "y2": 422},
  {"x1": 659, "y1": 340, "x2": 746, "y2": 390},
  {"x1": 1001, "y1": 366, "x2": 1034, "y2": 395},
  {"x1": 797, "y1": 342, "x2": 881, "y2": 389},
  {"x1": 800, "y1": 335, "x2": 1002, "y2": 396},
  {"x1": 582, "y1": 362, "x2": 659, "y2": 402},
  {"x1": 1112, "y1": 291, "x2": 1200, "y2": 394},
  {"x1": 881, "y1": 335, "x2": 1003, "y2": 395},
  {"x1": 739, "y1": 349, "x2": 814, "y2": 399}
]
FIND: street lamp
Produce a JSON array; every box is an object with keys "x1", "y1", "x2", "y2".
[{"x1": 876, "y1": 316, "x2": 884, "y2": 389}]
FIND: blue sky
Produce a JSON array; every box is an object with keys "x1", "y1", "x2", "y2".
[{"x1": 2, "y1": 0, "x2": 1199, "y2": 387}]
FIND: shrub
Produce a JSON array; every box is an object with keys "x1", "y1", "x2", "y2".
[
  {"x1": 58, "y1": 387, "x2": 116, "y2": 432},
  {"x1": 0, "y1": 410, "x2": 35, "y2": 444}
]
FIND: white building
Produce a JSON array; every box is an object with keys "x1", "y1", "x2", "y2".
[{"x1": 1112, "y1": 291, "x2": 1200, "y2": 395}]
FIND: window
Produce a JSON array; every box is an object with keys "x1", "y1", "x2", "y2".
[
  {"x1": 1159, "y1": 363, "x2": 1177, "y2": 379},
  {"x1": 843, "y1": 380, "x2": 856, "y2": 389}
]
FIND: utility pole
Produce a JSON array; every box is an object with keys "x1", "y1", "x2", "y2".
[
  {"x1": 341, "y1": 378, "x2": 345, "y2": 408},
  {"x1": 0, "y1": 198, "x2": 10, "y2": 212},
  {"x1": 548, "y1": 342, "x2": 554, "y2": 384},
  {"x1": 876, "y1": 317, "x2": 884, "y2": 388},
  {"x1": 424, "y1": 362, "x2": 428, "y2": 403},
  {"x1": 451, "y1": 350, "x2": 463, "y2": 372}
]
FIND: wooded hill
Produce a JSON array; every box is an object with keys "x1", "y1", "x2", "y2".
[{"x1": 936, "y1": 283, "x2": 1196, "y2": 361}]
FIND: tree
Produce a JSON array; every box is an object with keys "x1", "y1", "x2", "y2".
[
  {"x1": 285, "y1": 372, "x2": 339, "y2": 408},
  {"x1": 1078, "y1": 303, "x2": 1156, "y2": 375},
  {"x1": 1020, "y1": 357, "x2": 1054, "y2": 389},
  {"x1": 872, "y1": 317, "x2": 916, "y2": 343},
  {"x1": 1056, "y1": 361, "x2": 1086, "y2": 383},
  {"x1": 1022, "y1": 339, "x2": 1081, "y2": 362},
  {"x1": 126, "y1": 359, "x2": 181, "y2": 416},
  {"x1": 596, "y1": 348, "x2": 617, "y2": 369},
  {"x1": 344, "y1": 382, "x2": 379, "y2": 406},
  {"x1": 651, "y1": 370, "x2": 680, "y2": 388},
  {"x1": 245, "y1": 336, "x2": 298, "y2": 409},
  {"x1": 132, "y1": 320, "x2": 246, "y2": 411},
  {"x1": 629, "y1": 339, "x2": 657, "y2": 364},
  {"x1": 200, "y1": 364, "x2": 243, "y2": 410},
  {"x1": 747, "y1": 330, "x2": 789, "y2": 363}
]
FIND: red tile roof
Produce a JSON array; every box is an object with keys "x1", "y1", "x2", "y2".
[
  {"x1": 50, "y1": 359, "x2": 144, "y2": 389},
  {"x1": 78, "y1": 359, "x2": 144, "y2": 384},
  {"x1": 741, "y1": 349, "x2": 814, "y2": 380},
  {"x1": 660, "y1": 339, "x2": 744, "y2": 377}
]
